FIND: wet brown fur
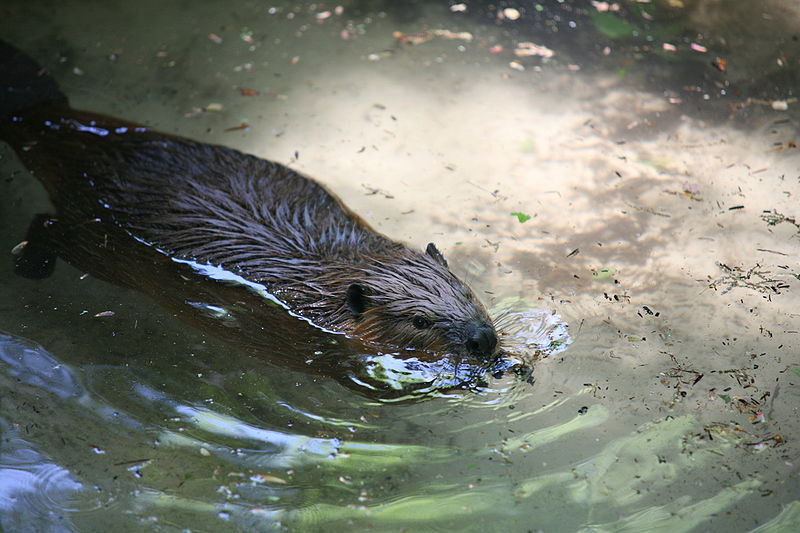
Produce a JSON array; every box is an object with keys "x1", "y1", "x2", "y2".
[{"x1": 4, "y1": 102, "x2": 498, "y2": 359}]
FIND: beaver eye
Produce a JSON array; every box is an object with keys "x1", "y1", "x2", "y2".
[{"x1": 412, "y1": 316, "x2": 432, "y2": 329}]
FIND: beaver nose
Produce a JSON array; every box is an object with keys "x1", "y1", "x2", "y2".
[{"x1": 465, "y1": 322, "x2": 498, "y2": 359}]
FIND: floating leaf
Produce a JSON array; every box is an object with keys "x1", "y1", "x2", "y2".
[
  {"x1": 592, "y1": 267, "x2": 615, "y2": 281},
  {"x1": 250, "y1": 474, "x2": 287, "y2": 484},
  {"x1": 590, "y1": 12, "x2": 639, "y2": 40}
]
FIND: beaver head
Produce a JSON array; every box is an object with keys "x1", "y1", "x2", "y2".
[{"x1": 314, "y1": 243, "x2": 499, "y2": 361}]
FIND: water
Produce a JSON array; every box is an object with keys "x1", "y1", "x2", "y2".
[{"x1": 1, "y1": 1, "x2": 799, "y2": 531}]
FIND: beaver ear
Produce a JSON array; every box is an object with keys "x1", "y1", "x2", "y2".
[
  {"x1": 425, "y1": 242, "x2": 448, "y2": 268},
  {"x1": 346, "y1": 283, "x2": 370, "y2": 315}
]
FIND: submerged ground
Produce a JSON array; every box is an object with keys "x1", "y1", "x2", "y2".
[{"x1": 1, "y1": 1, "x2": 799, "y2": 531}]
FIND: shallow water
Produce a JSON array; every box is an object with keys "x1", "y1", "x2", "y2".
[{"x1": 1, "y1": 1, "x2": 799, "y2": 532}]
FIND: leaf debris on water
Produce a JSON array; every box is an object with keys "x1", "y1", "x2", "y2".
[
  {"x1": 591, "y1": 2, "x2": 621, "y2": 12},
  {"x1": 592, "y1": 267, "x2": 615, "y2": 281},
  {"x1": 249, "y1": 474, "x2": 287, "y2": 484},
  {"x1": 756, "y1": 248, "x2": 787, "y2": 256},
  {"x1": 514, "y1": 42, "x2": 554, "y2": 58},
  {"x1": 731, "y1": 97, "x2": 797, "y2": 114},
  {"x1": 709, "y1": 262, "x2": 792, "y2": 295},
  {"x1": 225, "y1": 122, "x2": 251, "y2": 132},
  {"x1": 500, "y1": 8, "x2": 521, "y2": 21},
  {"x1": 761, "y1": 210, "x2": 799, "y2": 231},
  {"x1": 393, "y1": 29, "x2": 473, "y2": 46},
  {"x1": 10, "y1": 241, "x2": 27, "y2": 256}
]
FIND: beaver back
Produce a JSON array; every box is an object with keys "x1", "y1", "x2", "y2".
[{"x1": 10, "y1": 107, "x2": 498, "y2": 359}]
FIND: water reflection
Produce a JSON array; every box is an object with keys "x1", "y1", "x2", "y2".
[
  {"x1": 0, "y1": 420, "x2": 83, "y2": 533},
  {"x1": 0, "y1": 335, "x2": 83, "y2": 533},
  {"x1": 0, "y1": 324, "x2": 573, "y2": 532}
]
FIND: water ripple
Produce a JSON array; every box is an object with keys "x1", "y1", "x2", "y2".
[
  {"x1": 0, "y1": 419, "x2": 83, "y2": 533},
  {"x1": 0, "y1": 332, "x2": 83, "y2": 399}
]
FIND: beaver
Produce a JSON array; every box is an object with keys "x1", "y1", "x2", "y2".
[{"x1": 0, "y1": 40, "x2": 499, "y2": 365}]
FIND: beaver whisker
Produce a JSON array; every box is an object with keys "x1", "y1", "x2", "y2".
[{"x1": 491, "y1": 308, "x2": 515, "y2": 329}]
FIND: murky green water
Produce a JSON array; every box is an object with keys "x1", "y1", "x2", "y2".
[{"x1": 1, "y1": 1, "x2": 799, "y2": 532}]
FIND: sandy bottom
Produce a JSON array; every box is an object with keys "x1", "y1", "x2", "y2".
[{"x1": 1, "y1": 1, "x2": 799, "y2": 532}]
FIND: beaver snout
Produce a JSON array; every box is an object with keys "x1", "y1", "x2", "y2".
[{"x1": 465, "y1": 321, "x2": 498, "y2": 360}]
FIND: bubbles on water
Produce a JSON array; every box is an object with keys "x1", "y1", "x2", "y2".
[{"x1": 492, "y1": 299, "x2": 572, "y2": 361}]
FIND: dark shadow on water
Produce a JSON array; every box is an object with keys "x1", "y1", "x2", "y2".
[{"x1": 385, "y1": 0, "x2": 800, "y2": 137}]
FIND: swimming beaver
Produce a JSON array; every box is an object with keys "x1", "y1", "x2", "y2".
[{"x1": 0, "y1": 40, "x2": 499, "y2": 362}]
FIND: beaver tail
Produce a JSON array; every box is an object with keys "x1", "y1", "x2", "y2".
[{"x1": 0, "y1": 39, "x2": 67, "y2": 121}]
